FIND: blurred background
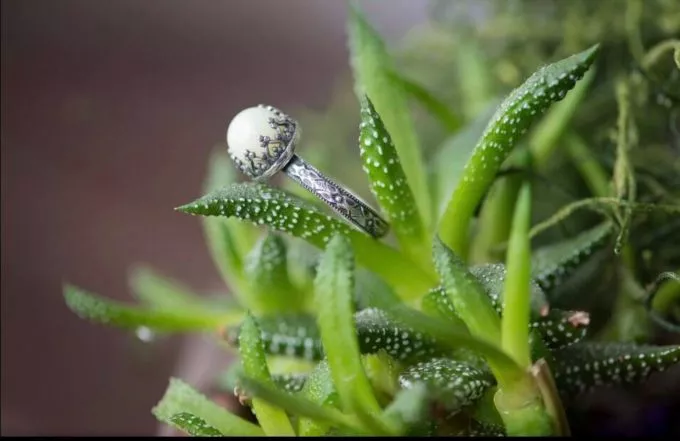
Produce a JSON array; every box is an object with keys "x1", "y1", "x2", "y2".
[{"x1": 1, "y1": 0, "x2": 431, "y2": 435}]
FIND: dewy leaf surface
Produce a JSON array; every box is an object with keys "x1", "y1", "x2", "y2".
[
  {"x1": 168, "y1": 412, "x2": 223, "y2": 437},
  {"x1": 177, "y1": 183, "x2": 435, "y2": 297},
  {"x1": 348, "y1": 4, "x2": 431, "y2": 229},
  {"x1": 438, "y1": 45, "x2": 601, "y2": 256},
  {"x1": 358, "y1": 96, "x2": 427, "y2": 261}
]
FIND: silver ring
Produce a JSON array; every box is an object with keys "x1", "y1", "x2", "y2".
[{"x1": 225, "y1": 104, "x2": 390, "y2": 238}]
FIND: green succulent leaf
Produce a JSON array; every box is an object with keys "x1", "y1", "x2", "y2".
[
  {"x1": 224, "y1": 313, "x2": 323, "y2": 362},
  {"x1": 168, "y1": 413, "x2": 223, "y2": 437},
  {"x1": 530, "y1": 310, "x2": 590, "y2": 350},
  {"x1": 438, "y1": 44, "x2": 600, "y2": 256},
  {"x1": 382, "y1": 383, "x2": 432, "y2": 436},
  {"x1": 432, "y1": 239, "x2": 502, "y2": 344},
  {"x1": 177, "y1": 182, "x2": 435, "y2": 297},
  {"x1": 399, "y1": 358, "x2": 495, "y2": 415},
  {"x1": 63, "y1": 284, "x2": 238, "y2": 332},
  {"x1": 152, "y1": 377, "x2": 263, "y2": 436},
  {"x1": 423, "y1": 283, "x2": 587, "y2": 350},
  {"x1": 387, "y1": 70, "x2": 460, "y2": 132},
  {"x1": 128, "y1": 266, "x2": 237, "y2": 313},
  {"x1": 531, "y1": 222, "x2": 614, "y2": 300},
  {"x1": 358, "y1": 96, "x2": 428, "y2": 261},
  {"x1": 271, "y1": 373, "x2": 309, "y2": 394},
  {"x1": 355, "y1": 307, "x2": 445, "y2": 363},
  {"x1": 201, "y1": 148, "x2": 258, "y2": 299},
  {"x1": 430, "y1": 100, "x2": 501, "y2": 218},
  {"x1": 243, "y1": 232, "x2": 305, "y2": 314},
  {"x1": 530, "y1": 67, "x2": 597, "y2": 168},
  {"x1": 298, "y1": 360, "x2": 341, "y2": 436},
  {"x1": 237, "y1": 375, "x2": 363, "y2": 435},
  {"x1": 348, "y1": 3, "x2": 431, "y2": 229},
  {"x1": 314, "y1": 234, "x2": 392, "y2": 434},
  {"x1": 237, "y1": 313, "x2": 295, "y2": 436},
  {"x1": 552, "y1": 342, "x2": 680, "y2": 400}
]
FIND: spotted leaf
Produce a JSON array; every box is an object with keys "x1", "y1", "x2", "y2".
[
  {"x1": 552, "y1": 342, "x2": 680, "y2": 400},
  {"x1": 237, "y1": 313, "x2": 295, "y2": 436},
  {"x1": 398, "y1": 358, "x2": 494, "y2": 415},
  {"x1": 64, "y1": 284, "x2": 238, "y2": 332},
  {"x1": 271, "y1": 373, "x2": 308, "y2": 394},
  {"x1": 530, "y1": 309, "x2": 590, "y2": 350},
  {"x1": 432, "y1": 238, "x2": 502, "y2": 344},
  {"x1": 359, "y1": 96, "x2": 427, "y2": 260},
  {"x1": 168, "y1": 412, "x2": 223, "y2": 437},
  {"x1": 152, "y1": 378, "x2": 264, "y2": 436},
  {"x1": 243, "y1": 232, "x2": 305, "y2": 314},
  {"x1": 348, "y1": 4, "x2": 431, "y2": 229},
  {"x1": 298, "y1": 360, "x2": 340, "y2": 436},
  {"x1": 224, "y1": 313, "x2": 324, "y2": 362},
  {"x1": 532, "y1": 222, "x2": 614, "y2": 303},
  {"x1": 355, "y1": 307, "x2": 445, "y2": 363},
  {"x1": 438, "y1": 44, "x2": 600, "y2": 255},
  {"x1": 313, "y1": 234, "x2": 389, "y2": 434},
  {"x1": 177, "y1": 183, "x2": 435, "y2": 296}
]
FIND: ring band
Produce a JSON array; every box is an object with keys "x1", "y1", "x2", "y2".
[
  {"x1": 283, "y1": 155, "x2": 389, "y2": 238},
  {"x1": 226, "y1": 104, "x2": 390, "y2": 238}
]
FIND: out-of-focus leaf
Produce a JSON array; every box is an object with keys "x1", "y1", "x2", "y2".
[
  {"x1": 63, "y1": 285, "x2": 239, "y2": 332},
  {"x1": 152, "y1": 377, "x2": 263, "y2": 436}
]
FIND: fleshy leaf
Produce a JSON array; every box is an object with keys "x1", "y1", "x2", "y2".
[
  {"x1": 224, "y1": 313, "x2": 324, "y2": 362},
  {"x1": 531, "y1": 222, "x2": 614, "y2": 301},
  {"x1": 177, "y1": 182, "x2": 435, "y2": 297},
  {"x1": 299, "y1": 360, "x2": 341, "y2": 436},
  {"x1": 358, "y1": 96, "x2": 427, "y2": 261},
  {"x1": 430, "y1": 100, "x2": 501, "y2": 218},
  {"x1": 237, "y1": 313, "x2": 295, "y2": 435},
  {"x1": 152, "y1": 378, "x2": 263, "y2": 436},
  {"x1": 438, "y1": 44, "x2": 600, "y2": 256},
  {"x1": 272, "y1": 373, "x2": 308, "y2": 393},
  {"x1": 530, "y1": 309, "x2": 590, "y2": 350},
  {"x1": 552, "y1": 342, "x2": 680, "y2": 400},
  {"x1": 399, "y1": 358, "x2": 495, "y2": 415},
  {"x1": 64, "y1": 284, "x2": 237, "y2": 332},
  {"x1": 200, "y1": 148, "x2": 258, "y2": 299},
  {"x1": 382, "y1": 383, "x2": 432, "y2": 436},
  {"x1": 348, "y1": 4, "x2": 431, "y2": 229},
  {"x1": 314, "y1": 234, "x2": 392, "y2": 435},
  {"x1": 243, "y1": 232, "x2": 305, "y2": 314},
  {"x1": 168, "y1": 412, "x2": 223, "y2": 437},
  {"x1": 128, "y1": 266, "x2": 237, "y2": 313},
  {"x1": 387, "y1": 70, "x2": 460, "y2": 132},
  {"x1": 236, "y1": 375, "x2": 363, "y2": 435},
  {"x1": 355, "y1": 307, "x2": 445, "y2": 363},
  {"x1": 432, "y1": 239, "x2": 502, "y2": 344},
  {"x1": 423, "y1": 283, "x2": 587, "y2": 350}
]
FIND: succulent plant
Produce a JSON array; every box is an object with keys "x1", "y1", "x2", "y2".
[{"x1": 63, "y1": 0, "x2": 680, "y2": 437}]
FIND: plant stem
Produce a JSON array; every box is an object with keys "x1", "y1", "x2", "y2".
[
  {"x1": 501, "y1": 182, "x2": 533, "y2": 367},
  {"x1": 494, "y1": 376, "x2": 554, "y2": 436}
]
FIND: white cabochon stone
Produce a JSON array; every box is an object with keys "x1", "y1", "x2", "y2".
[{"x1": 226, "y1": 106, "x2": 281, "y2": 164}]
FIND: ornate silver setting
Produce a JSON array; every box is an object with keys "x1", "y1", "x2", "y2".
[
  {"x1": 226, "y1": 104, "x2": 389, "y2": 238},
  {"x1": 229, "y1": 105, "x2": 298, "y2": 181}
]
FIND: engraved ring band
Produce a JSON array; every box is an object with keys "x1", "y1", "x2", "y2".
[{"x1": 226, "y1": 104, "x2": 390, "y2": 238}]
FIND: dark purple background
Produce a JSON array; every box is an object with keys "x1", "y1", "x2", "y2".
[{"x1": 1, "y1": 1, "x2": 428, "y2": 435}]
